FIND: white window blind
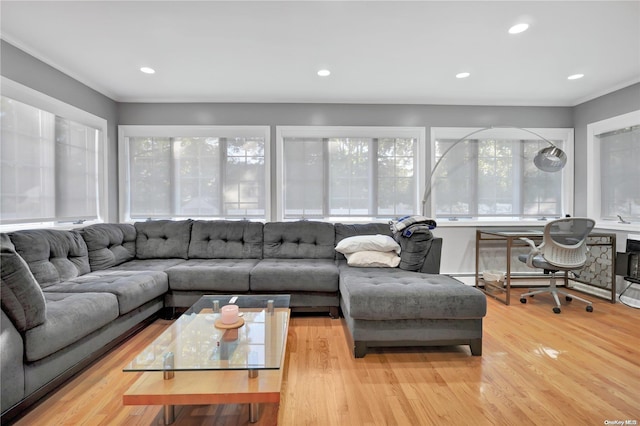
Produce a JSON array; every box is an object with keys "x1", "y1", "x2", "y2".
[
  {"x1": 587, "y1": 110, "x2": 640, "y2": 226},
  {"x1": 1, "y1": 96, "x2": 101, "y2": 225},
  {"x1": 120, "y1": 126, "x2": 269, "y2": 221},
  {"x1": 55, "y1": 117, "x2": 100, "y2": 221},
  {"x1": 597, "y1": 125, "x2": 640, "y2": 221},
  {"x1": 278, "y1": 126, "x2": 423, "y2": 220},
  {"x1": 283, "y1": 137, "x2": 324, "y2": 217},
  {"x1": 431, "y1": 128, "x2": 573, "y2": 220},
  {"x1": 129, "y1": 137, "x2": 172, "y2": 216}
]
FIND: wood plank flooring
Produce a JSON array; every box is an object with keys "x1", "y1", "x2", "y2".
[{"x1": 13, "y1": 294, "x2": 640, "y2": 425}]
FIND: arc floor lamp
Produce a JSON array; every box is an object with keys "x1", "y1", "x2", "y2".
[{"x1": 421, "y1": 126, "x2": 568, "y2": 216}]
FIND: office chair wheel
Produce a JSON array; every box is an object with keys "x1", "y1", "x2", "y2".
[
  {"x1": 565, "y1": 296, "x2": 573, "y2": 302},
  {"x1": 586, "y1": 305, "x2": 593, "y2": 312},
  {"x1": 520, "y1": 298, "x2": 527, "y2": 304},
  {"x1": 553, "y1": 307, "x2": 561, "y2": 314}
]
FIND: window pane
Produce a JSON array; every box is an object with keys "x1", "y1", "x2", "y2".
[
  {"x1": 377, "y1": 138, "x2": 415, "y2": 216},
  {"x1": 598, "y1": 125, "x2": 640, "y2": 221},
  {"x1": 129, "y1": 137, "x2": 172, "y2": 217},
  {"x1": 56, "y1": 117, "x2": 99, "y2": 221},
  {"x1": 477, "y1": 140, "x2": 515, "y2": 215},
  {"x1": 328, "y1": 138, "x2": 371, "y2": 216},
  {"x1": 175, "y1": 137, "x2": 220, "y2": 216},
  {"x1": 224, "y1": 137, "x2": 265, "y2": 217},
  {"x1": 1, "y1": 97, "x2": 55, "y2": 223},
  {"x1": 434, "y1": 140, "x2": 475, "y2": 217},
  {"x1": 522, "y1": 141, "x2": 562, "y2": 216},
  {"x1": 283, "y1": 138, "x2": 324, "y2": 218}
]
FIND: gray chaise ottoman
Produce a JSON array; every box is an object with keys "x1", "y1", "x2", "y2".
[
  {"x1": 334, "y1": 222, "x2": 486, "y2": 358},
  {"x1": 339, "y1": 265, "x2": 487, "y2": 357}
]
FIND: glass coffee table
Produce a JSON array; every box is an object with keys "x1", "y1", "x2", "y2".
[{"x1": 123, "y1": 295, "x2": 290, "y2": 424}]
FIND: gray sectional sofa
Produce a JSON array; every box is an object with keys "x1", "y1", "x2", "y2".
[{"x1": 1, "y1": 219, "x2": 486, "y2": 422}]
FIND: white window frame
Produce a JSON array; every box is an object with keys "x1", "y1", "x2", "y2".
[
  {"x1": 587, "y1": 110, "x2": 640, "y2": 230},
  {"x1": 118, "y1": 125, "x2": 271, "y2": 222},
  {"x1": 0, "y1": 77, "x2": 108, "y2": 231},
  {"x1": 275, "y1": 125, "x2": 425, "y2": 222},
  {"x1": 429, "y1": 127, "x2": 574, "y2": 225}
]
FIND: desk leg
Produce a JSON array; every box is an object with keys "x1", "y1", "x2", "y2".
[
  {"x1": 475, "y1": 230, "x2": 480, "y2": 289},
  {"x1": 505, "y1": 237, "x2": 512, "y2": 305}
]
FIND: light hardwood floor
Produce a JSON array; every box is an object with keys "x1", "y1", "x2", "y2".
[{"x1": 13, "y1": 294, "x2": 640, "y2": 426}]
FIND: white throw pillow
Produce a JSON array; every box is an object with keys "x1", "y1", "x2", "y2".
[
  {"x1": 345, "y1": 251, "x2": 400, "y2": 268},
  {"x1": 335, "y1": 234, "x2": 401, "y2": 254}
]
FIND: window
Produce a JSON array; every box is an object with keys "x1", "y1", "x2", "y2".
[
  {"x1": 587, "y1": 110, "x2": 640, "y2": 225},
  {"x1": 0, "y1": 78, "x2": 106, "y2": 228},
  {"x1": 119, "y1": 126, "x2": 270, "y2": 221},
  {"x1": 276, "y1": 126, "x2": 424, "y2": 221},
  {"x1": 429, "y1": 127, "x2": 574, "y2": 221}
]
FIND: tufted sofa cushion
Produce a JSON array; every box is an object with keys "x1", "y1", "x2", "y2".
[
  {"x1": 250, "y1": 258, "x2": 339, "y2": 292},
  {"x1": 263, "y1": 221, "x2": 335, "y2": 259},
  {"x1": 24, "y1": 292, "x2": 119, "y2": 362},
  {"x1": 167, "y1": 259, "x2": 259, "y2": 292},
  {"x1": 80, "y1": 223, "x2": 136, "y2": 271},
  {"x1": 339, "y1": 264, "x2": 487, "y2": 321},
  {"x1": 188, "y1": 220, "x2": 263, "y2": 259},
  {"x1": 135, "y1": 220, "x2": 193, "y2": 259},
  {"x1": 42, "y1": 270, "x2": 168, "y2": 315},
  {"x1": 9, "y1": 229, "x2": 90, "y2": 288},
  {"x1": 1, "y1": 234, "x2": 47, "y2": 332}
]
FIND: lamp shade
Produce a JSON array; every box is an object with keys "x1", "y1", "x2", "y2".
[{"x1": 533, "y1": 145, "x2": 567, "y2": 172}]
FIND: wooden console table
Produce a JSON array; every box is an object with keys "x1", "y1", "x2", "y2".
[{"x1": 475, "y1": 229, "x2": 616, "y2": 305}]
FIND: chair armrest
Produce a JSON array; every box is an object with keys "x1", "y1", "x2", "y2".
[
  {"x1": 519, "y1": 237, "x2": 540, "y2": 268},
  {"x1": 519, "y1": 237, "x2": 537, "y2": 250}
]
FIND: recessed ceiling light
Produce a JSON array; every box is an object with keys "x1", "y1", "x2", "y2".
[
  {"x1": 140, "y1": 67, "x2": 156, "y2": 74},
  {"x1": 456, "y1": 72, "x2": 470, "y2": 79},
  {"x1": 508, "y1": 23, "x2": 529, "y2": 34},
  {"x1": 567, "y1": 74, "x2": 584, "y2": 80},
  {"x1": 317, "y1": 69, "x2": 331, "y2": 77}
]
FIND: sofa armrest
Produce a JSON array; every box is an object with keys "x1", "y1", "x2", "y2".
[
  {"x1": 1, "y1": 310, "x2": 25, "y2": 413},
  {"x1": 419, "y1": 237, "x2": 442, "y2": 274}
]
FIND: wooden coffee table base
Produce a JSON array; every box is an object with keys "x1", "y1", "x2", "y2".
[{"x1": 123, "y1": 368, "x2": 283, "y2": 424}]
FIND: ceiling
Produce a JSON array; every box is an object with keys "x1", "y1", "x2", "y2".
[{"x1": 1, "y1": 1, "x2": 639, "y2": 106}]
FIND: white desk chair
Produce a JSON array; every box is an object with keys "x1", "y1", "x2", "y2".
[{"x1": 519, "y1": 218, "x2": 596, "y2": 314}]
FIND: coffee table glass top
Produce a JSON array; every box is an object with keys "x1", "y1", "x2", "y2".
[{"x1": 123, "y1": 295, "x2": 290, "y2": 372}]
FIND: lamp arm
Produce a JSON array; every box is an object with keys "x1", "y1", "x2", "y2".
[{"x1": 421, "y1": 126, "x2": 560, "y2": 216}]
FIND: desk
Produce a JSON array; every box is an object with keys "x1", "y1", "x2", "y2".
[
  {"x1": 475, "y1": 230, "x2": 546, "y2": 305},
  {"x1": 475, "y1": 230, "x2": 616, "y2": 305}
]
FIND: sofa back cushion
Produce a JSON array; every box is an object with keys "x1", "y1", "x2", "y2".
[
  {"x1": 8, "y1": 229, "x2": 90, "y2": 288},
  {"x1": 395, "y1": 230, "x2": 435, "y2": 272},
  {"x1": 334, "y1": 223, "x2": 392, "y2": 261},
  {"x1": 135, "y1": 220, "x2": 193, "y2": 259},
  {"x1": 263, "y1": 221, "x2": 335, "y2": 259},
  {"x1": 1, "y1": 234, "x2": 47, "y2": 332},
  {"x1": 188, "y1": 220, "x2": 263, "y2": 259},
  {"x1": 80, "y1": 224, "x2": 136, "y2": 270}
]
